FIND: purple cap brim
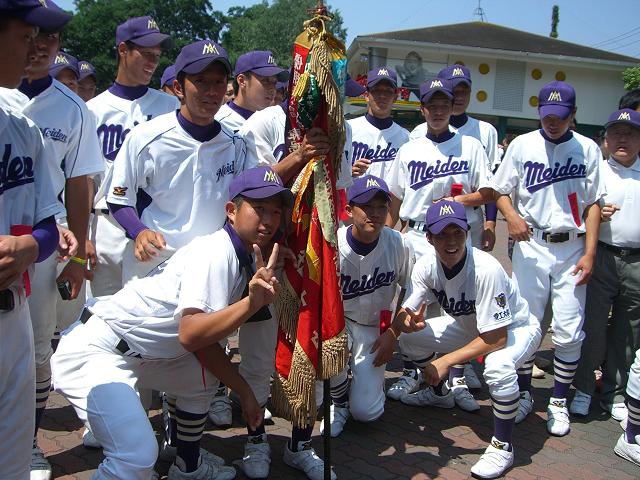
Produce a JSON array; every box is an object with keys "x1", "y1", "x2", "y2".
[
  {"x1": 345, "y1": 79, "x2": 365, "y2": 97},
  {"x1": 427, "y1": 217, "x2": 469, "y2": 235},
  {"x1": 349, "y1": 189, "x2": 390, "y2": 205},
  {"x1": 539, "y1": 104, "x2": 572, "y2": 120},
  {"x1": 50, "y1": 64, "x2": 78, "y2": 78},
  {"x1": 129, "y1": 32, "x2": 172, "y2": 49},
  {"x1": 182, "y1": 57, "x2": 232, "y2": 75},
  {"x1": 16, "y1": 6, "x2": 71, "y2": 31},
  {"x1": 368, "y1": 77, "x2": 397, "y2": 88},
  {"x1": 450, "y1": 77, "x2": 471, "y2": 88},
  {"x1": 238, "y1": 185, "x2": 293, "y2": 206},
  {"x1": 249, "y1": 65, "x2": 286, "y2": 78},
  {"x1": 421, "y1": 88, "x2": 453, "y2": 104},
  {"x1": 78, "y1": 70, "x2": 95, "y2": 81}
]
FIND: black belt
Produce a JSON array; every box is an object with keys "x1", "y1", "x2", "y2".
[
  {"x1": 78, "y1": 307, "x2": 141, "y2": 357},
  {"x1": 408, "y1": 220, "x2": 428, "y2": 232},
  {"x1": 599, "y1": 241, "x2": 640, "y2": 257},
  {"x1": 530, "y1": 229, "x2": 585, "y2": 243},
  {"x1": 0, "y1": 290, "x2": 15, "y2": 312},
  {"x1": 91, "y1": 208, "x2": 110, "y2": 215}
]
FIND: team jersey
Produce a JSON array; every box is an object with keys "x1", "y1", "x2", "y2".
[
  {"x1": 491, "y1": 130, "x2": 603, "y2": 233},
  {"x1": 598, "y1": 156, "x2": 640, "y2": 248},
  {"x1": 88, "y1": 88, "x2": 179, "y2": 207},
  {"x1": 106, "y1": 111, "x2": 246, "y2": 253},
  {"x1": 0, "y1": 81, "x2": 103, "y2": 215},
  {"x1": 88, "y1": 230, "x2": 248, "y2": 359},
  {"x1": 404, "y1": 247, "x2": 534, "y2": 334},
  {"x1": 347, "y1": 115, "x2": 409, "y2": 179},
  {"x1": 241, "y1": 104, "x2": 353, "y2": 190},
  {"x1": 387, "y1": 132, "x2": 491, "y2": 226},
  {"x1": 339, "y1": 226, "x2": 414, "y2": 327},
  {"x1": 215, "y1": 102, "x2": 249, "y2": 134},
  {"x1": 410, "y1": 116, "x2": 499, "y2": 172}
]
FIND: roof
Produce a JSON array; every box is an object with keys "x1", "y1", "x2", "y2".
[{"x1": 361, "y1": 22, "x2": 638, "y2": 64}]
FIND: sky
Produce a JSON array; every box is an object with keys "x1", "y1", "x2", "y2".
[{"x1": 56, "y1": 0, "x2": 640, "y2": 59}]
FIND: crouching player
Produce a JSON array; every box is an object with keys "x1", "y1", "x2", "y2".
[
  {"x1": 320, "y1": 175, "x2": 415, "y2": 437},
  {"x1": 381, "y1": 200, "x2": 541, "y2": 479},
  {"x1": 51, "y1": 166, "x2": 291, "y2": 479}
]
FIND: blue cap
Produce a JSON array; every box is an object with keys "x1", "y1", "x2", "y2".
[
  {"x1": 420, "y1": 78, "x2": 453, "y2": 103},
  {"x1": 78, "y1": 60, "x2": 96, "y2": 81},
  {"x1": 538, "y1": 81, "x2": 576, "y2": 120},
  {"x1": 437, "y1": 65, "x2": 472, "y2": 88},
  {"x1": 605, "y1": 108, "x2": 640, "y2": 130},
  {"x1": 426, "y1": 201, "x2": 469, "y2": 234},
  {"x1": 174, "y1": 39, "x2": 232, "y2": 76},
  {"x1": 228, "y1": 166, "x2": 293, "y2": 206},
  {"x1": 347, "y1": 175, "x2": 390, "y2": 204},
  {"x1": 345, "y1": 75, "x2": 365, "y2": 97},
  {"x1": 1, "y1": 0, "x2": 71, "y2": 31},
  {"x1": 367, "y1": 66, "x2": 397, "y2": 88},
  {"x1": 234, "y1": 50, "x2": 286, "y2": 80},
  {"x1": 116, "y1": 16, "x2": 172, "y2": 49},
  {"x1": 160, "y1": 64, "x2": 175, "y2": 87},
  {"x1": 49, "y1": 51, "x2": 78, "y2": 78}
]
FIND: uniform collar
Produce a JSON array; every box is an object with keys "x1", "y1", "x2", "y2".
[
  {"x1": 426, "y1": 129, "x2": 455, "y2": 143},
  {"x1": 227, "y1": 100, "x2": 254, "y2": 120},
  {"x1": 176, "y1": 110, "x2": 221, "y2": 143},
  {"x1": 223, "y1": 222, "x2": 252, "y2": 269},
  {"x1": 108, "y1": 82, "x2": 148, "y2": 101},
  {"x1": 365, "y1": 113, "x2": 393, "y2": 130},
  {"x1": 539, "y1": 128, "x2": 573, "y2": 145},
  {"x1": 607, "y1": 155, "x2": 640, "y2": 171},
  {"x1": 18, "y1": 76, "x2": 53, "y2": 99},
  {"x1": 450, "y1": 113, "x2": 468, "y2": 129}
]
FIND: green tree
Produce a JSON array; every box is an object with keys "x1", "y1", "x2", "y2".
[
  {"x1": 623, "y1": 66, "x2": 640, "y2": 91},
  {"x1": 63, "y1": 0, "x2": 224, "y2": 90},
  {"x1": 220, "y1": 0, "x2": 347, "y2": 68}
]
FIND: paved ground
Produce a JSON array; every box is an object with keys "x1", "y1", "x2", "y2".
[{"x1": 40, "y1": 219, "x2": 638, "y2": 479}]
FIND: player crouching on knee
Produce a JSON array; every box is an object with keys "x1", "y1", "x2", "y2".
[
  {"x1": 51, "y1": 166, "x2": 292, "y2": 480},
  {"x1": 382, "y1": 200, "x2": 541, "y2": 479},
  {"x1": 320, "y1": 175, "x2": 415, "y2": 437}
]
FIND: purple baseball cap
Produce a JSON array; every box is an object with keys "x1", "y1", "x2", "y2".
[
  {"x1": 49, "y1": 51, "x2": 78, "y2": 78},
  {"x1": 538, "y1": 81, "x2": 575, "y2": 120},
  {"x1": 78, "y1": 60, "x2": 96, "y2": 81},
  {"x1": 174, "y1": 39, "x2": 232, "y2": 76},
  {"x1": 115, "y1": 16, "x2": 172, "y2": 49},
  {"x1": 420, "y1": 78, "x2": 453, "y2": 104},
  {"x1": 426, "y1": 200, "x2": 469, "y2": 234},
  {"x1": 1, "y1": 0, "x2": 71, "y2": 31},
  {"x1": 367, "y1": 66, "x2": 397, "y2": 88},
  {"x1": 437, "y1": 64, "x2": 472, "y2": 88},
  {"x1": 345, "y1": 75, "x2": 365, "y2": 97},
  {"x1": 604, "y1": 108, "x2": 640, "y2": 130},
  {"x1": 160, "y1": 64, "x2": 175, "y2": 88},
  {"x1": 228, "y1": 166, "x2": 293, "y2": 206},
  {"x1": 234, "y1": 50, "x2": 286, "y2": 79},
  {"x1": 276, "y1": 80, "x2": 288, "y2": 91},
  {"x1": 347, "y1": 175, "x2": 391, "y2": 204}
]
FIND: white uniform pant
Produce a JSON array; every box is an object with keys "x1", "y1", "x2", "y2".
[
  {"x1": 627, "y1": 348, "x2": 640, "y2": 401},
  {"x1": 122, "y1": 242, "x2": 173, "y2": 287},
  {"x1": 399, "y1": 315, "x2": 541, "y2": 399},
  {"x1": 0, "y1": 290, "x2": 34, "y2": 480},
  {"x1": 512, "y1": 237, "x2": 586, "y2": 361},
  {"x1": 88, "y1": 212, "x2": 128, "y2": 298},
  {"x1": 52, "y1": 316, "x2": 218, "y2": 480},
  {"x1": 238, "y1": 317, "x2": 277, "y2": 406}
]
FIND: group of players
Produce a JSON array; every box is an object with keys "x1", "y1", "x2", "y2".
[{"x1": 2, "y1": 1, "x2": 640, "y2": 479}]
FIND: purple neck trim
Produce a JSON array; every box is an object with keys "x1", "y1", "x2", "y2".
[
  {"x1": 223, "y1": 222, "x2": 252, "y2": 269},
  {"x1": 539, "y1": 128, "x2": 573, "y2": 145},
  {"x1": 450, "y1": 113, "x2": 468, "y2": 129},
  {"x1": 279, "y1": 99, "x2": 288, "y2": 114},
  {"x1": 426, "y1": 130, "x2": 455, "y2": 143},
  {"x1": 228, "y1": 101, "x2": 254, "y2": 120},
  {"x1": 176, "y1": 111, "x2": 221, "y2": 143},
  {"x1": 365, "y1": 113, "x2": 393, "y2": 130},
  {"x1": 108, "y1": 82, "x2": 148, "y2": 101},
  {"x1": 19, "y1": 76, "x2": 52, "y2": 99},
  {"x1": 346, "y1": 225, "x2": 379, "y2": 256}
]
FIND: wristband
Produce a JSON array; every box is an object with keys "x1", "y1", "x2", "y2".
[
  {"x1": 70, "y1": 256, "x2": 88, "y2": 266},
  {"x1": 387, "y1": 326, "x2": 398, "y2": 340}
]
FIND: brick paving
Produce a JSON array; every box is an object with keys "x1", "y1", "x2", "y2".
[{"x1": 39, "y1": 219, "x2": 637, "y2": 479}]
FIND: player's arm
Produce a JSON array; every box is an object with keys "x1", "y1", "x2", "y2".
[
  {"x1": 386, "y1": 194, "x2": 402, "y2": 228},
  {"x1": 271, "y1": 127, "x2": 330, "y2": 183},
  {"x1": 572, "y1": 202, "x2": 600, "y2": 286},
  {"x1": 496, "y1": 194, "x2": 530, "y2": 241},
  {"x1": 449, "y1": 187, "x2": 496, "y2": 207}
]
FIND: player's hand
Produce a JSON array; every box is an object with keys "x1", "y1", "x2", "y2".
[
  {"x1": 401, "y1": 304, "x2": 426, "y2": 332},
  {"x1": 85, "y1": 239, "x2": 98, "y2": 274},
  {"x1": 351, "y1": 158, "x2": 371, "y2": 177},
  {"x1": 266, "y1": 243, "x2": 295, "y2": 271},
  {"x1": 370, "y1": 328, "x2": 398, "y2": 367},
  {"x1": 0, "y1": 235, "x2": 39, "y2": 290},
  {"x1": 249, "y1": 243, "x2": 280, "y2": 309},
  {"x1": 600, "y1": 203, "x2": 620, "y2": 222},
  {"x1": 239, "y1": 390, "x2": 264, "y2": 431},
  {"x1": 56, "y1": 261, "x2": 85, "y2": 300},
  {"x1": 423, "y1": 358, "x2": 450, "y2": 386},
  {"x1": 573, "y1": 253, "x2": 595, "y2": 286},
  {"x1": 134, "y1": 229, "x2": 166, "y2": 261},
  {"x1": 297, "y1": 127, "x2": 331, "y2": 165},
  {"x1": 505, "y1": 213, "x2": 530, "y2": 242},
  {"x1": 56, "y1": 225, "x2": 79, "y2": 261},
  {"x1": 482, "y1": 224, "x2": 496, "y2": 251}
]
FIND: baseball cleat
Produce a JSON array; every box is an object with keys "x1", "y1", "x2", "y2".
[
  {"x1": 319, "y1": 404, "x2": 350, "y2": 437},
  {"x1": 30, "y1": 445, "x2": 52, "y2": 480},
  {"x1": 168, "y1": 455, "x2": 236, "y2": 480},
  {"x1": 159, "y1": 440, "x2": 225, "y2": 466},
  {"x1": 614, "y1": 433, "x2": 640, "y2": 466},
  {"x1": 600, "y1": 401, "x2": 629, "y2": 422},
  {"x1": 464, "y1": 363, "x2": 483, "y2": 389},
  {"x1": 471, "y1": 437, "x2": 514, "y2": 479},
  {"x1": 283, "y1": 441, "x2": 335, "y2": 480},
  {"x1": 547, "y1": 397, "x2": 570, "y2": 436},
  {"x1": 401, "y1": 386, "x2": 455, "y2": 408},
  {"x1": 235, "y1": 433, "x2": 271, "y2": 479},
  {"x1": 515, "y1": 391, "x2": 534, "y2": 424},
  {"x1": 569, "y1": 390, "x2": 591, "y2": 417},
  {"x1": 208, "y1": 395, "x2": 233, "y2": 427},
  {"x1": 452, "y1": 386, "x2": 481, "y2": 412},
  {"x1": 386, "y1": 370, "x2": 422, "y2": 400}
]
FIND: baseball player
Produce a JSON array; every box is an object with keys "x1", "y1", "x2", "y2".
[
  {"x1": 52, "y1": 166, "x2": 291, "y2": 480},
  {"x1": 348, "y1": 67, "x2": 409, "y2": 180},
  {"x1": 87, "y1": 16, "x2": 178, "y2": 299},
  {"x1": 0, "y1": 1, "x2": 69, "y2": 478},
  {"x1": 619, "y1": 88, "x2": 640, "y2": 112},
  {"x1": 615, "y1": 347, "x2": 640, "y2": 466},
  {"x1": 160, "y1": 64, "x2": 176, "y2": 96},
  {"x1": 571, "y1": 109, "x2": 640, "y2": 421},
  {"x1": 48, "y1": 50, "x2": 78, "y2": 93},
  {"x1": 215, "y1": 50, "x2": 286, "y2": 133},
  {"x1": 384, "y1": 200, "x2": 540, "y2": 479},
  {"x1": 0, "y1": 4, "x2": 104, "y2": 477},
  {"x1": 490, "y1": 81, "x2": 603, "y2": 436},
  {"x1": 319, "y1": 175, "x2": 414, "y2": 438},
  {"x1": 76, "y1": 60, "x2": 97, "y2": 102}
]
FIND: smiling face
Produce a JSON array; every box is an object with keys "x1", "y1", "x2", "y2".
[
  {"x1": 346, "y1": 193, "x2": 390, "y2": 243},
  {"x1": 116, "y1": 42, "x2": 162, "y2": 86},
  {"x1": 226, "y1": 196, "x2": 284, "y2": 250},
  {"x1": 237, "y1": 72, "x2": 277, "y2": 111},
  {"x1": 176, "y1": 62, "x2": 228, "y2": 125},
  {"x1": 605, "y1": 123, "x2": 640, "y2": 166},
  {"x1": 428, "y1": 223, "x2": 467, "y2": 269},
  {"x1": 25, "y1": 30, "x2": 59, "y2": 80}
]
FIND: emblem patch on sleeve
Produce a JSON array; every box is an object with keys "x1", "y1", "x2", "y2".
[
  {"x1": 112, "y1": 186, "x2": 128, "y2": 197},
  {"x1": 495, "y1": 293, "x2": 507, "y2": 308}
]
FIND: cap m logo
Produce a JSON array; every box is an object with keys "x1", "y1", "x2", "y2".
[
  {"x1": 547, "y1": 91, "x2": 562, "y2": 102},
  {"x1": 366, "y1": 178, "x2": 380, "y2": 188},
  {"x1": 268, "y1": 55, "x2": 276, "y2": 65},
  {"x1": 439, "y1": 204, "x2": 455, "y2": 216},
  {"x1": 452, "y1": 67, "x2": 464, "y2": 77},
  {"x1": 377, "y1": 68, "x2": 389, "y2": 76},
  {"x1": 619, "y1": 112, "x2": 631, "y2": 121},
  {"x1": 430, "y1": 79, "x2": 443, "y2": 88},
  {"x1": 202, "y1": 42, "x2": 219, "y2": 55},
  {"x1": 80, "y1": 63, "x2": 90, "y2": 70},
  {"x1": 147, "y1": 19, "x2": 159, "y2": 30},
  {"x1": 55, "y1": 54, "x2": 68, "y2": 64},
  {"x1": 39, "y1": 0, "x2": 48, "y2": 7},
  {"x1": 263, "y1": 170, "x2": 280, "y2": 184}
]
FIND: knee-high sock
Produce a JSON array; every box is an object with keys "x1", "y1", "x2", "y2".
[
  {"x1": 517, "y1": 356, "x2": 535, "y2": 393},
  {"x1": 330, "y1": 377, "x2": 349, "y2": 407},
  {"x1": 491, "y1": 392, "x2": 519, "y2": 446},
  {"x1": 627, "y1": 396, "x2": 640, "y2": 444},
  {"x1": 553, "y1": 356, "x2": 579, "y2": 399},
  {"x1": 175, "y1": 408, "x2": 207, "y2": 472},
  {"x1": 290, "y1": 423, "x2": 314, "y2": 452},
  {"x1": 34, "y1": 375, "x2": 51, "y2": 440},
  {"x1": 448, "y1": 364, "x2": 466, "y2": 388},
  {"x1": 164, "y1": 395, "x2": 177, "y2": 446}
]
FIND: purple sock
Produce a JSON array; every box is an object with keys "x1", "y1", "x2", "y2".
[
  {"x1": 448, "y1": 364, "x2": 465, "y2": 387},
  {"x1": 433, "y1": 379, "x2": 447, "y2": 396},
  {"x1": 491, "y1": 393, "x2": 519, "y2": 446},
  {"x1": 290, "y1": 424, "x2": 313, "y2": 451},
  {"x1": 626, "y1": 396, "x2": 640, "y2": 444},
  {"x1": 175, "y1": 409, "x2": 207, "y2": 472},
  {"x1": 248, "y1": 418, "x2": 266, "y2": 437},
  {"x1": 553, "y1": 356, "x2": 579, "y2": 399},
  {"x1": 330, "y1": 377, "x2": 349, "y2": 407},
  {"x1": 517, "y1": 356, "x2": 535, "y2": 393}
]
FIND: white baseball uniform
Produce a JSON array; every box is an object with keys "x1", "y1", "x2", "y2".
[
  {"x1": 214, "y1": 102, "x2": 251, "y2": 134},
  {"x1": 334, "y1": 225, "x2": 414, "y2": 421},
  {"x1": 51, "y1": 229, "x2": 247, "y2": 479},
  {"x1": 0, "y1": 105, "x2": 62, "y2": 479},
  {"x1": 400, "y1": 247, "x2": 541, "y2": 399},
  {"x1": 387, "y1": 132, "x2": 492, "y2": 257},
  {"x1": 87, "y1": 87, "x2": 179, "y2": 297},
  {"x1": 106, "y1": 111, "x2": 246, "y2": 283},
  {"x1": 347, "y1": 115, "x2": 409, "y2": 179},
  {"x1": 491, "y1": 130, "x2": 603, "y2": 361}
]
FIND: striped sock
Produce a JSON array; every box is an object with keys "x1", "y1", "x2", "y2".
[
  {"x1": 448, "y1": 364, "x2": 466, "y2": 389},
  {"x1": 517, "y1": 356, "x2": 535, "y2": 393},
  {"x1": 626, "y1": 396, "x2": 640, "y2": 444},
  {"x1": 290, "y1": 424, "x2": 313, "y2": 452},
  {"x1": 491, "y1": 392, "x2": 519, "y2": 446},
  {"x1": 164, "y1": 395, "x2": 177, "y2": 446},
  {"x1": 330, "y1": 377, "x2": 350, "y2": 407},
  {"x1": 214, "y1": 384, "x2": 227, "y2": 397},
  {"x1": 34, "y1": 376, "x2": 51, "y2": 436},
  {"x1": 175, "y1": 409, "x2": 206, "y2": 472},
  {"x1": 553, "y1": 356, "x2": 579, "y2": 399}
]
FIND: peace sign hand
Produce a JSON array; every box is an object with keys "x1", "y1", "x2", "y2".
[
  {"x1": 248, "y1": 243, "x2": 281, "y2": 310},
  {"x1": 402, "y1": 303, "x2": 427, "y2": 332}
]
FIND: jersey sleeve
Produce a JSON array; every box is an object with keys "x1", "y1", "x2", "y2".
[
  {"x1": 240, "y1": 113, "x2": 278, "y2": 168},
  {"x1": 583, "y1": 142, "x2": 605, "y2": 206},
  {"x1": 484, "y1": 124, "x2": 499, "y2": 174},
  {"x1": 470, "y1": 140, "x2": 493, "y2": 191},
  {"x1": 490, "y1": 140, "x2": 520, "y2": 195},
  {"x1": 106, "y1": 133, "x2": 150, "y2": 207},
  {"x1": 63, "y1": 99, "x2": 103, "y2": 179},
  {"x1": 402, "y1": 257, "x2": 437, "y2": 312},
  {"x1": 409, "y1": 122, "x2": 426, "y2": 141},
  {"x1": 474, "y1": 261, "x2": 515, "y2": 333},
  {"x1": 336, "y1": 122, "x2": 354, "y2": 190},
  {"x1": 396, "y1": 232, "x2": 416, "y2": 290},
  {"x1": 387, "y1": 143, "x2": 407, "y2": 200},
  {"x1": 33, "y1": 128, "x2": 65, "y2": 224}
]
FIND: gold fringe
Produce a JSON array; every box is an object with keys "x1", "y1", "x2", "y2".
[
  {"x1": 318, "y1": 328, "x2": 349, "y2": 380},
  {"x1": 274, "y1": 275, "x2": 301, "y2": 343}
]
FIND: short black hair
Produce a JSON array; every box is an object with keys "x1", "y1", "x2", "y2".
[{"x1": 619, "y1": 89, "x2": 640, "y2": 110}]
